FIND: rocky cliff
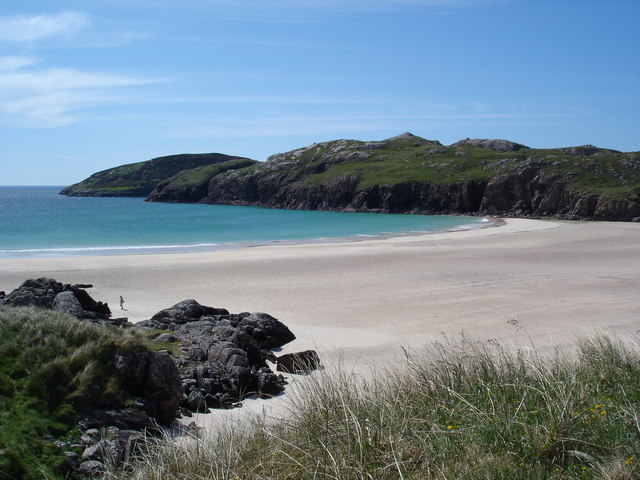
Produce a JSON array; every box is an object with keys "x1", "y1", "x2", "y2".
[
  {"x1": 60, "y1": 153, "x2": 257, "y2": 197},
  {"x1": 145, "y1": 133, "x2": 640, "y2": 221}
]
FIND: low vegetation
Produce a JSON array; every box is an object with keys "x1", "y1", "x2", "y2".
[
  {"x1": 108, "y1": 332, "x2": 639, "y2": 480},
  {"x1": 160, "y1": 159, "x2": 258, "y2": 188},
  {"x1": 0, "y1": 306, "x2": 149, "y2": 479},
  {"x1": 292, "y1": 137, "x2": 640, "y2": 199},
  {"x1": 61, "y1": 153, "x2": 255, "y2": 197}
]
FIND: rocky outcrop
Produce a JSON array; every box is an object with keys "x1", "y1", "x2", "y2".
[
  {"x1": 137, "y1": 299, "x2": 296, "y2": 411},
  {"x1": 183, "y1": 135, "x2": 640, "y2": 221},
  {"x1": 115, "y1": 350, "x2": 183, "y2": 425},
  {"x1": 0, "y1": 277, "x2": 126, "y2": 326},
  {"x1": 3, "y1": 279, "x2": 309, "y2": 478},
  {"x1": 451, "y1": 138, "x2": 527, "y2": 151}
]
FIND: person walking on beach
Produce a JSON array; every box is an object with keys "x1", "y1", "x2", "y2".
[{"x1": 120, "y1": 295, "x2": 125, "y2": 310}]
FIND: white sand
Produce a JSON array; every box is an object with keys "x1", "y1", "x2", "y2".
[{"x1": 2, "y1": 218, "x2": 639, "y2": 430}]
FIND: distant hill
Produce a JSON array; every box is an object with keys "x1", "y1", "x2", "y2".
[
  {"x1": 60, "y1": 153, "x2": 257, "y2": 197},
  {"x1": 62, "y1": 134, "x2": 640, "y2": 220}
]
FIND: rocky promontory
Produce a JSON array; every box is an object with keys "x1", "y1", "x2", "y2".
[
  {"x1": 178, "y1": 133, "x2": 640, "y2": 221},
  {"x1": 60, "y1": 152, "x2": 257, "y2": 197},
  {"x1": 61, "y1": 133, "x2": 640, "y2": 220}
]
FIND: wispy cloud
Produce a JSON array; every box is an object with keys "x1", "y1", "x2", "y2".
[
  {"x1": 0, "y1": 11, "x2": 146, "y2": 48},
  {"x1": 0, "y1": 67, "x2": 158, "y2": 91},
  {"x1": 142, "y1": 93, "x2": 398, "y2": 106},
  {"x1": 0, "y1": 56, "x2": 163, "y2": 127},
  {"x1": 0, "y1": 12, "x2": 90, "y2": 44},
  {"x1": 0, "y1": 56, "x2": 38, "y2": 72},
  {"x1": 0, "y1": 10, "x2": 159, "y2": 127}
]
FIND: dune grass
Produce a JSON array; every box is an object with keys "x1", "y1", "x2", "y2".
[
  {"x1": 0, "y1": 306, "x2": 149, "y2": 479},
  {"x1": 106, "y1": 333, "x2": 639, "y2": 480}
]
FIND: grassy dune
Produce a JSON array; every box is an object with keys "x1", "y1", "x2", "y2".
[
  {"x1": 0, "y1": 306, "x2": 149, "y2": 479},
  {"x1": 107, "y1": 333, "x2": 639, "y2": 480}
]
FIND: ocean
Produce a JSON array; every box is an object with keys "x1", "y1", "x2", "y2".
[{"x1": 0, "y1": 186, "x2": 487, "y2": 257}]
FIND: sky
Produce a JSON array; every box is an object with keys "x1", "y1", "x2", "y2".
[{"x1": 1, "y1": 0, "x2": 639, "y2": 185}]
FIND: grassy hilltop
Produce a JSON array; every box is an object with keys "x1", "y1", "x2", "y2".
[
  {"x1": 61, "y1": 133, "x2": 640, "y2": 219},
  {"x1": 60, "y1": 153, "x2": 256, "y2": 197},
  {"x1": 195, "y1": 133, "x2": 640, "y2": 219}
]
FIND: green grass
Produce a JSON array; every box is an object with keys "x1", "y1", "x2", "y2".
[
  {"x1": 142, "y1": 329, "x2": 183, "y2": 356},
  {"x1": 107, "y1": 332, "x2": 640, "y2": 480},
  {"x1": 162, "y1": 159, "x2": 257, "y2": 188},
  {"x1": 0, "y1": 306, "x2": 150, "y2": 479},
  {"x1": 260, "y1": 136, "x2": 640, "y2": 202}
]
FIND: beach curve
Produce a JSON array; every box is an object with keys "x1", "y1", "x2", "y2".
[{"x1": 1, "y1": 218, "x2": 639, "y2": 429}]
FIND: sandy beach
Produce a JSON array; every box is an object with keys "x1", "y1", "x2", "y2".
[{"x1": 2, "y1": 218, "x2": 639, "y2": 428}]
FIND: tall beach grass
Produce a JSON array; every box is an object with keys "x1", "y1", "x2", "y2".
[
  {"x1": 105, "y1": 332, "x2": 640, "y2": 480},
  {"x1": 0, "y1": 306, "x2": 149, "y2": 479}
]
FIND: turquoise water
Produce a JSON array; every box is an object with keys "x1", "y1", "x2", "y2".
[{"x1": 0, "y1": 186, "x2": 487, "y2": 257}]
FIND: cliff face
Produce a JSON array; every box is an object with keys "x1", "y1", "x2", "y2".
[
  {"x1": 148, "y1": 133, "x2": 639, "y2": 221},
  {"x1": 60, "y1": 153, "x2": 256, "y2": 197},
  {"x1": 63, "y1": 133, "x2": 640, "y2": 220},
  {"x1": 146, "y1": 158, "x2": 258, "y2": 202}
]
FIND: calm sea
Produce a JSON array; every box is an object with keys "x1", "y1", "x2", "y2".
[{"x1": 0, "y1": 186, "x2": 487, "y2": 257}]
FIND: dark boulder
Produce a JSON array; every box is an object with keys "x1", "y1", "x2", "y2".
[
  {"x1": 257, "y1": 367, "x2": 286, "y2": 397},
  {"x1": 115, "y1": 350, "x2": 183, "y2": 425},
  {"x1": 1, "y1": 277, "x2": 113, "y2": 322},
  {"x1": 186, "y1": 390, "x2": 208, "y2": 412},
  {"x1": 237, "y1": 312, "x2": 296, "y2": 349},
  {"x1": 1, "y1": 277, "x2": 65, "y2": 308},
  {"x1": 71, "y1": 286, "x2": 111, "y2": 317},
  {"x1": 277, "y1": 350, "x2": 322, "y2": 374},
  {"x1": 78, "y1": 409, "x2": 156, "y2": 432},
  {"x1": 144, "y1": 351, "x2": 184, "y2": 425},
  {"x1": 142, "y1": 302, "x2": 291, "y2": 412},
  {"x1": 150, "y1": 299, "x2": 229, "y2": 325}
]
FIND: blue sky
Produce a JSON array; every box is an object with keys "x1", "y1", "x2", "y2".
[{"x1": 1, "y1": 0, "x2": 638, "y2": 185}]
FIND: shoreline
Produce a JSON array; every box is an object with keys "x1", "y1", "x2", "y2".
[
  {"x1": 0, "y1": 213, "x2": 493, "y2": 259},
  {"x1": 2, "y1": 217, "x2": 635, "y2": 351},
  {"x1": 2, "y1": 218, "x2": 639, "y2": 428}
]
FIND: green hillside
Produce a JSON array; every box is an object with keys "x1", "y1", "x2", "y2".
[
  {"x1": 60, "y1": 153, "x2": 256, "y2": 197},
  {"x1": 272, "y1": 134, "x2": 640, "y2": 199}
]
